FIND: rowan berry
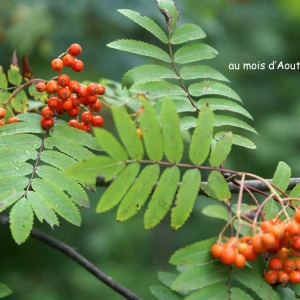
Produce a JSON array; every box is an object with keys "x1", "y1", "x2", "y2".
[
  {"x1": 70, "y1": 94, "x2": 81, "y2": 107},
  {"x1": 91, "y1": 115, "x2": 104, "y2": 127},
  {"x1": 291, "y1": 248, "x2": 300, "y2": 258},
  {"x1": 289, "y1": 270, "x2": 300, "y2": 284},
  {"x1": 68, "y1": 119, "x2": 80, "y2": 128},
  {"x1": 61, "y1": 98, "x2": 72, "y2": 111},
  {"x1": 67, "y1": 106, "x2": 79, "y2": 117},
  {"x1": 264, "y1": 270, "x2": 278, "y2": 284},
  {"x1": 252, "y1": 235, "x2": 267, "y2": 253},
  {"x1": 51, "y1": 58, "x2": 64, "y2": 72},
  {"x1": 40, "y1": 117, "x2": 54, "y2": 130},
  {"x1": 86, "y1": 94, "x2": 98, "y2": 104},
  {"x1": 283, "y1": 258, "x2": 296, "y2": 273},
  {"x1": 69, "y1": 80, "x2": 80, "y2": 93},
  {"x1": 63, "y1": 54, "x2": 75, "y2": 68},
  {"x1": 211, "y1": 243, "x2": 224, "y2": 259},
  {"x1": 57, "y1": 74, "x2": 70, "y2": 88},
  {"x1": 56, "y1": 104, "x2": 65, "y2": 114},
  {"x1": 276, "y1": 247, "x2": 289, "y2": 260},
  {"x1": 89, "y1": 100, "x2": 101, "y2": 112},
  {"x1": 269, "y1": 224, "x2": 285, "y2": 239},
  {"x1": 293, "y1": 237, "x2": 300, "y2": 250},
  {"x1": 86, "y1": 83, "x2": 98, "y2": 95},
  {"x1": 81, "y1": 111, "x2": 93, "y2": 124},
  {"x1": 0, "y1": 120, "x2": 4, "y2": 126},
  {"x1": 220, "y1": 245, "x2": 236, "y2": 265},
  {"x1": 261, "y1": 233, "x2": 276, "y2": 250},
  {"x1": 294, "y1": 210, "x2": 300, "y2": 223},
  {"x1": 79, "y1": 122, "x2": 92, "y2": 133},
  {"x1": 97, "y1": 84, "x2": 106, "y2": 95},
  {"x1": 234, "y1": 253, "x2": 246, "y2": 269},
  {"x1": 261, "y1": 220, "x2": 272, "y2": 231},
  {"x1": 7, "y1": 117, "x2": 19, "y2": 124},
  {"x1": 58, "y1": 87, "x2": 71, "y2": 100},
  {"x1": 277, "y1": 271, "x2": 289, "y2": 284},
  {"x1": 46, "y1": 80, "x2": 59, "y2": 94},
  {"x1": 41, "y1": 107, "x2": 54, "y2": 119},
  {"x1": 77, "y1": 85, "x2": 87, "y2": 98},
  {"x1": 240, "y1": 244, "x2": 257, "y2": 261},
  {"x1": 287, "y1": 221, "x2": 300, "y2": 236},
  {"x1": 68, "y1": 43, "x2": 82, "y2": 56},
  {"x1": 0, "y1": 107, "x2": 6, "y2": 119},
  {"x1": 36, "y1": 82, "x2": 46, "y2": 92},
  {"x1": 47, "y1": 97, "x2": 60, "y2": 110},
  {"x1": 72, "y1": 59, "x2": 84, "y2": 72},
  {"x1": 268, "y1": 258, "x2": 282, "y2": 271}
]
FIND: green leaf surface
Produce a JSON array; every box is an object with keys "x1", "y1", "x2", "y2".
[
  {"x1": 171, "y1": 24, "x2": 206, "y2": 44},
  {"x1": 214, "y1": 115, "x2": 258, "y2": 134},
  {"x1": 117, "y1": 164, "x2": 160, "y2": 221},
  {"x1": 184, "y1": 283, "x2": 228, "y2": 300},
  {"x1": 27, "y1": 191, "x2": 59, "y2": 228},
  {"x1": 130, "y1": 81, "x2": 187, "y2": 99},
  {"x1": 290, "y1": 182, "x2": 300, "y2": 198},
  {"x1": 180, "y1": 116, "x2": 197, "y2": 131},
  {"x1": 272, "y1": 161, "x2": 291, "y2": 194},
  {"x1": 93, "y1": 128, "x2": 127, "y2": 161},
  {"x1": 96, "y1": 163, "x2": 140, "y2": 213},
  {"x1": 208, "y1": 171, "x2": 231, "y2": 203},
  {"x1": 118, "y1": 9, "x2": 168, "y2": 43},
  {"x1": 10, "y1": 198, "x2": 34, "y2": 245},
  {"x1": 144, "y1": 166, "x2": 180, "y2": 229},
  {"x1": 230, "y1": 287, "x2": 255, "y2": 300},
  {"x1": 28, "y1": 84, "x2": 48, "y2": 102},
  {"x1": 150, "y1": 285, "x2": 183, "y2": 300},
  {"x1": 197, "y1": 98, "x2": 252, "y2": 119},
  {"x1": 171, "y1": 169, "x2": 201, "y2": 230},
  {"x1": 170, "y1": 237, "x2": 217, "y2": 266},
  {"x1": 0, "y1": 121, "x2": 44, "y2": 135},
  {"x1": 202, "y1": 205, "x2": 229, "y2": 222},
  {"x1": 263, "y1": 199, "x2": 280, "y2": 221},
  {"x1": 276, "y1": 286, "x2": 297, "y2": 300},
  {"x1": 112, "y1": 106, "x2": 144, "y2": 160},
  {"x1": 0, "y1": 176, "x2": 29, "y2": 192},
  {"x1": 0, "y1": 161, "x2": 33, "y2": 178},
  {"x1": 209, "y1": 132, "x2": 232, "y2": 167},
  {"x1": 40, "y1": 150, "x2": 77, "y2": 171},
  {"x1": 0, "y1": 190, "x2": 24, "y2": 213},
  {"x1": 107, "y1": 39, "x2": 171, "y2": 62},
  {"x1": 0, "y1": 133, "x2": 41, "y2": 148},
  {"x1": 8, "y1": 65, "x2": 22, "y2": 85},
  {"x1": 172, "y1": 261, "x2": 230, "y2": 293},
  {"x1": 158, "y1": 272, "x2": 178, "y2": 289},
  {"x1": 0, "y1": 66, "x2": 8, "y2": 89},
  {"x1": 122, "y1": 65, "x2": 178, "y2": 89},
  {"x1": 214, "y1": 132, "x2": 256, "y2": 149},
  {"x1": 180, "y1": 65, "x2": 229, "y2": 82},
  {"x1": 12, "y1": 89, "x2": 28, "y2": 113},
  {"x1": 32, "y1": 179, "x2": 81, "y2": 226},
  {"x1": 0, "y1": 147, "x2": 37, "y2": 162},
  {"x1": 287, "y1": 283, "x2": 300, "y2": 298},
  {"x1": 200, "y1": 183, "x2": 219, "y2": 201},
  {"x1": 189, "y1": 81, "x2": 241, "y2": 102},
  {"x1": 157, "y1": 0, "x2": 179, "y2": 33},
  {"x1": 0, "y1": 283, "x2": 13, "y2": 298},
  {"x1": 232, "y1": 267, "x2": 281, "y2": 300},
  {"x1": 189, "y1": 104, "x2": 214, "y2": 166},
  {"x1": 16, "y1": 112, "x2": 41, "y2": 123},
  {"x1": 139, "y1": 99, "x2": 163, "y2": 161},
  {"x1": 174, "y1": 43, "x2": 218, "y2": 64},
  {"x1": 161, "y1": 97, "x2": 184, "y2": 163}
]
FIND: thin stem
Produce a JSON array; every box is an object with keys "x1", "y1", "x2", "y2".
[{"x1": 0, "y1": 214, "x2": 143, "y2": 300}]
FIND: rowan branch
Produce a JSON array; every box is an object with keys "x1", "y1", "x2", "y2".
[{"x1": 0, "y1": 214, "x2": 143, "y2": 300}]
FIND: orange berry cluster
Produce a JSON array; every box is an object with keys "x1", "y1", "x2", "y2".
[
  {"x1": 211, "y1": 206, "x2": 300, "y2": 285},
  {"x1": 0, "y1": 107, "x2": 19, "y2": 126},
  {"x1": 36, "y1": 43, "x2": 105, "y2": 132}
]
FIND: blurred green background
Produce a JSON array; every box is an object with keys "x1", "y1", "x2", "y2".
[{"x1": 1, "y1": 0, "x2": 300, "y2": 299}]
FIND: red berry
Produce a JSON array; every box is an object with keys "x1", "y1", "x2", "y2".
[
  {"x1": 261, "y1": 233, "x2": 276, "y2": 250},
  {"x1": 97, "y1": 84, "x2": 106, "y2": 95},
  {"x1": 289, "y1": 270, "x2": 300, "y2": 284},
  {"x1": 41, "y1": 107, "x2": 54, "y2": 119},
  {"x1": 46, "y1": 80, "x2": 59, "y2": 94},
  {"x1": 51, "y1": 58, "x2": 63, "y2": 71},
  {"x1": 81, "y1": 111, "x2": 93, "y2": 124},
  {"x1": 61, "y1": 98, "x2": 72, "y2": 111},
  {"x1": 67, "y1": 106, "x2": 79, "y2": 117},
  {"x1": 234, "y1": 253, "x2": 246, "y2": 269},
  {"x1": 77, "y1": 85, "x2": 87, "y2": 98},
  {"x1": 211, "y1": 243, "x2": 224, "y2": 259},
  {"x1": 89, "y1": 100, "x2": 102, "y2": 112},
  {"x1": 264, "y1": 270, "x2": 278, "y2": 284},
  {"x1": 220, "y1": 246, "x2": 236, "y2": 265},
  {"x1": 72, "y1": 59, "x2": 84, "y2": 72},
  {"x1": 0, "y1": 120, "x2": 4, "y2": 126},
  {"x1": 58, "y1": 87, "x2": 71, "y2": 100},
  {"x1": 68, "y1": 43, "x2": 82, "y2": 56},
  {"x1": 40, "y1": 117, "x2": 54, "y2": 130},
  {"x1": 70, "y1": 94, "x2": 81, "y2": 107},
  {"x1": 68, "y1": 119, "x2": 80, "y2": 128},
  {"x1": 283, "y1": 258, "x2": 296, "y2": 273},
  {"x1": 69, "y1": 80, "x2": 80, "y2": 93},
  {"x1": 295, "y1": 210, "x2": 300, "y2": 223},
  {"x1": 277, "y1": 271, "x2": 289, "y2": 284},
  {"x1": 0, "y1": 107, "x2": 6, "y2": 119},
  {"x1": 7, "y1": 117, "x2": 19, "y2": 124},
  {"x1": 87, "y1": 83, "x2": 99, "y2": 95},
  {"x1": 63, "y1": 54, "x2": 75, "y2": 68},
  {"x1": 91, "y1": 115, "x2": 104, "y2": 127},
  {"x1": 79, "y1": 122, "x2": 92, "y2": 133},
  {"x1": 47, "y1": 97, "x2": 60, "y2": 110},
  {"x1": 57, "y1": 74, "x2": 70, "y2": 88},
  {"x1": 86, "y1": 94, "x2": 98, "y2": 104},
  {"x1": 268, "y1": 258, "x2": 282, "y2": 271},
  {"x1": 36, "y1": 82, "x2": 46, "y2": 92},
  {"x1": 293, "y1": 237, "x2": 300, "y2": 250}
]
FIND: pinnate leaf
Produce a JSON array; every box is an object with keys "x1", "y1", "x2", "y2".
[
  {"x1": 208, "y1": 171, "x2": 231, "y2": 203},
  {"x1": 272, "y1": 161, "x2": 291, "y2": 194},
  {"x1": 0, "y1": 190, "x2": 24, "y2": 213},
  {"x1": 8, "y1": 65, "x2": 22, "y2": 85},
  {"x1": 209, "y1": 132, "x2": 232, "y2": 167},
  {"x1": 150, "y1": 285, "x2": 183, "y2": 300},
  {"x1": 0, "y1": 66, "x2": 8, "y2": 89},
  {"x1": 12, "y1": 89, "x2": 28, "y2": 113},
  {"x1": 202, "y1": 205, "x2": 229, "y2": 222},
  {"x1": 40, "y1": 150, "x2": 77, "y2": 171},
  {"x1": 0, "y1": 121, "x2": 44, "y2": 136},
  {"x1": 158, "y1": 272, "x2": 178, "y2": 289},
  {"x1": 290, "y1": 182, "x2": 300, "y2": 198},
  {"x1": 181, "y1": 65, "x2": 229, "y2": 82},
  {"x1": 230, "y1": 288, "x2": 255, "y2": 300},
  {"x1": 214, "y1": 132, "x2": 256, "y2": 149},
  {"x1": 184, "y1": 283, "x2": 228, "y2": 300},
  {"x1": 157, "y1": 0, "x2": 179, "y2": 33},
  {"x1": 171, "y1": 24, "x2": 206, "y2": 44}
]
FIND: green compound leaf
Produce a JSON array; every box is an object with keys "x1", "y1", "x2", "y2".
[
  {"x1": 272, "y1": 161, "x2": 291, "y2": 194},
  {"x1": 0, "y1": 121, "x2": 44, "y2": 136},
  {"x1": 189, "y1": 81, "x2": 242, "y2": 102},
  {"x1": 16, "y1": 112, "x2": 41, "y2": 123},
  {"x1": 214, "y1": 132, "x2": 256, "y2": 149},
  {"x1": 144, "y1": 166, "x2": 180, "y2": 229},
  {"x1": 130, "y1": 81, "x2": 187, "y2": 99},
  {"x1": 28, "y1": 84, "x2": 48, "y2": 103},
  {"x1": 0, "y1": 282, "x2": 13, "y2": 298},
  {"x1": 32, "y1": 179, "x2": 81, "y2": 226},
  {"x1": 0, "y1": 147, "x2": 37, "y2": 163},
  {"x1": 27, "y1": 191, "x2": 59, "y2": 228},
  {"x1": 171, "y1": 169, "x2": 201, "y2": 230},
  {"x1": 171, "y1": 24, "x2": 206, "y2": 44},
  {"x1": 263, "y1": 198, "x2": 280, "y2": 221},
  {"x1": 118, "y1": 9, "x2": 168, "y2": 44},
  {"x1": 8, "y1": 65, "x2": 22, "y2": 85},
  {"x1": 161, "y1": 97, "x2": 184, "y2": 163},
  {"x1": 107, "y1": 39, "x2": 171, "y2": 62},
  {"x1": 122, "y1": 65, "x2": 178, "y2": 89},
  {"x1": 139, "y1": 99, "x2": 163, "y2": 161},
  {"x1": 12, "y1": 89, "x2": 28, "y2": 113},
  {"x1": 230, "y1": 287, "x2": 255, "y2": 300},
  {"x1": 208, "y1": 171, "x2": 231, "y2": 203},
  {"x1": 202, "y1": 205, "x2": 229, "y2": 222},
  {"x1": 10, "y1": 198, "x2": 34, "y2": 245},
  {"x1": 180, "y1": 65, "x2": 229, "y2": 82},
  {"x1": 169, "y1": 237, "x2": 217, "y2": 266},
  {"x1": 0, "y1": 176, "x2": 28, "y2": 192},
  {"x1": 232, "y1": 267, "x2": 280, "y2": 300},
  {"x1": 0, "y1": 162, "x2": 33, "y2": 178},
  {"x1": 174, "y1": 43, "x2": 218, "y2": 64},
  {"x1": 150, "y1": 285, "x2": 183, "y2": 300},
  {"x1": 290, "y1": 182, "x2": 300, "y2": 198},
  {"x1": 197, "y1": 98, "x2": 252, "y2": 119},
  {"x1": 184, "y1": 283, "x2": 228, "y2": 300},
  {"x1": 180, "y1": 116, "x2": 197, "y2": 131},
  {"x1": 158, "y1": 272, "x2": 178, "y2": 289},
  {"x1": 189, "y1": 104, "x2": 214, "y2": 166},
  {"x1": 0, "y1": 190, "x2": 24, "y2": 213},
  {"x1": 0, "y1": 132, "x2": 41, "y2": 149},
  {"x1": 112, "y1": 106, "x2": 144, "y2": 160},
  {"x1": 40, "y1": 150, "x2": 77, "y2": 171},
  {"x1": 157, "y1": 0, "x2": 179, "y2": 33},
  {"x1": 96, "y1": 163, "x2": 140, "y2": 213},
  {"x1": 0, "y1": 66, "x2": 8, "y2": 89},
  {"x1": 172, "y1": 261, "x2": 230, "y2": 293},
  {"x1": 209, "y1": 132, "x2": 232, "y2": 167},
  {"x1": 214, "y1": 115, "x2": 258, "y2": 134},
  {"x1": 93, "y1": 128, "x2": 128, "y2": 161},
  {"x1": 117, "y1": 164, "x2": 160, "y2": 221}
]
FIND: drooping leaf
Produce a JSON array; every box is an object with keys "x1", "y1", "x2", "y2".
[
  {"x1": 189, "y1": 104, "x2": 214, "y2": 166},
  {"x1": 174, "y1": 43, "x2": 218, "y2": 64},
  {"x1": 208, "y1": 171, "x2": 231, "y2": 203},
  {"x1": 11, "y1": 89, "x2": 28, "y2": 113},
  {"x1": 0, "y1": 283, "x2": 13, "y2": 298},
  {"x1": 189, "y1": 81, "x2": 241, "y2": 102},
  {"x1": 214, "y1": 132, "x2": 256, "y2": 149},
  {"x1": 209, "y1": 132, "x2": 232, "y2": 167},
  {"x1": 150, "y1": 285, "x2": 183, "y2": 300},
  {"x1": 96, "y1": 163, "x2": 140, "y2": 213},
  {"x1": 202, "y1": 205, "x2": 229, "y2": 222},
  {"x1": 161, "y1": 97, "x2": 184, "y2": 163},
  {"x1": 139, "y1": 99, "x2": 164, "y2": 161},
  {"x1": 130, "y1": 81, "x2": 187, "y2": 99},
  {"x1": 180, "y1": 65, "x2": 229, "y2": 82},
  {"x1": 144, "y1": 166, "x2": 180, "y2": 229},
  {"x1": 171, "y1": 24, "x2": 206, "y2": 44},
  {"x1": 171, "y1": 169, "x2": 201, "y2": 230},
  {"x1": 122, "y1": 65, "x2": 178, "y2": 89},
  {"x1": 8, "y1": 65, "x2": 22, "y2": 85},
  {"x1": 107, "y1": 40, "x2": 171, "y2": 62},
  {"x1": 111, "y1": 106, "x2": 144, "y2": 160},
  {"x1": 230, "y1": 287, "x2": 255, "y2": 300},
  {"x1": 184, "y1": 283, "x2": 229, "y2": 300},
  {"x1": 10, "y1": 198, "x2": 34, "y2": 245},
  {"x1": 118, "y1": 9, "x2": 168, "y2": 43},
  {"x1": 0, "y1": 66, "x2": 8, "y2": 89},
  {"x1": 117, "y1": 164, "x2": 160, "y2": 221},
  {"x1": 157, "y1": 0, "x2": 179, "y2": 33},
  {"x1": 169, "y1": 237, "x2": 217, "y2": 266},
  {"x1": 272, "y1": 161, "x2": 291, "y2": 194}
]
